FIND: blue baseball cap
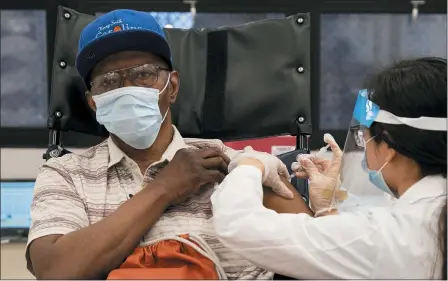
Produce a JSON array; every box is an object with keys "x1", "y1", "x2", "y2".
[{"x1": 76, "y1": 9, "x2": 173, "y2": 85}]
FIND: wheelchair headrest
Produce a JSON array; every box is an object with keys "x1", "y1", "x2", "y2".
[{"x1": 50, "y1": 7, "x2": 312, "y2": 141}]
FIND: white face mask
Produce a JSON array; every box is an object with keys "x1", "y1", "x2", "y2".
[{"x1": 92, "y1": 76, "x2": 170, "y2": 149}]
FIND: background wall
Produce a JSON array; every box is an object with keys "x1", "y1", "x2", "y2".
[
  {"x1": 1, "y1": 243, "x2": 34, "y2": 279},
  {"x1": 1, "y1": 148, "x2": 86, "y2": 179}
]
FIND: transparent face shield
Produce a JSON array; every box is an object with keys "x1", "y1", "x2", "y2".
[{"x1": 339, "y1": 89, "x2": 447, "y2": 208}]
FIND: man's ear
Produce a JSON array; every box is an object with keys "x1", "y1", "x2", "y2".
[
  {"x1": 86, "y1": 91, "x2": 97, "y2": 112},
  {"x1": 168, "y1": 71, "x2": 180, "y2": 104}
]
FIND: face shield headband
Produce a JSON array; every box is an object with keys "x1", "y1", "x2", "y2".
[{"x1": 354, "y1": 89, "x2": 447, "y2": 132}]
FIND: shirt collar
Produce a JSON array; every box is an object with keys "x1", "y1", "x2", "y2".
[
  {"x1": 396, "y1": 175, "x2": 447, "y2": 206},
  {"x1": 107, "y1": 125, "x2": 189, "y2": 168},
  {"x1": 108, "y1": 137, "x2": 127, "y2": 168},
  {"x1": 162, "y1": 125, "x2": 189, "y2": 161}
]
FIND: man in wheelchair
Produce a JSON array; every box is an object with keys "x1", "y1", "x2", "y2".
[{"x1": 26, "y1": 10, "x2": 309, "y2": 279}]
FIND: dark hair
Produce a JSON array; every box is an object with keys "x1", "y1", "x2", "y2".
[{"x1": 366, "y1": 57, "x2": 447, "y2": 278}]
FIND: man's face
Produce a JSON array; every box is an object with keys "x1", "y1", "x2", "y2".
[{"x1": 87, "y1": 50, "x2": 179, "y2": 120}]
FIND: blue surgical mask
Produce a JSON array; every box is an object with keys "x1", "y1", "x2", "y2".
[
  {"x1": 361, "y1": 154, "x2": 393, "y2": 196},
  {"x1": 92, "y1": 80, "x2": 170, "y2": 149}
]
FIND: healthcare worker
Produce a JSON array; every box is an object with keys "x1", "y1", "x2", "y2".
[{"x1": 211, "y1": 57, "x2": 447, "y2": 279}]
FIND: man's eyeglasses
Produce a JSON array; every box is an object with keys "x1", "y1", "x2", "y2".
[{"x1": 90, "y1": 64, "x2": 170, "y2": 95}]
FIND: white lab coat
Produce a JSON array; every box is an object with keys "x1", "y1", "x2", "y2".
[{"x1": 211, "y1": 165, "x2": 447, "y2": 279}]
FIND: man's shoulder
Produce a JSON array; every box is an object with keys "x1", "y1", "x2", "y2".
[
  {"x1": 42, "y1": 140, "x2": 109, "y2": 172},
  {"x1": 184, "y1": 138, "x2": 238, "y2": 158}
]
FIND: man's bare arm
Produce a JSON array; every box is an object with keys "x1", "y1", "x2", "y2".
[
  {"x1": 263, "y1": 177, "x2": 313, "y2": 216},
  {"x1": 29, "y1": 182, "x2": 171, "y2": 280}
]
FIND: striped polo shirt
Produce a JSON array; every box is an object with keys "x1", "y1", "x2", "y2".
[{"x1": 27, "y1": 126, "x2": 273, "y2": 280}]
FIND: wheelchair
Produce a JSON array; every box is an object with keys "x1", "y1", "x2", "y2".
[{"x1": 46, "y1": 6, "x2": 312, "y2": 208}]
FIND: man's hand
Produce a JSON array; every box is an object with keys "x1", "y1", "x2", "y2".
[{"x1": 155, "y1": 148, "x2": 230, "y2": 204}]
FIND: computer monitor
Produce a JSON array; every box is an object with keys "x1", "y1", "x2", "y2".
[{"x1": 1, "y1": 180, "x2": 35, "y2": 239}]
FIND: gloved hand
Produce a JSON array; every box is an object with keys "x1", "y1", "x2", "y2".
[
  {"x1": 292, "y1": 154, "x2": 329, "y2": 179},
  {"x1": 291, "y1": 133, "x2": 337, "y2": 177},
  {"x1": 228, "y1": 146, "x2": 294, "y2": 199},
  {"x1": 294, "y1": 134, "x2": 347, "y2": 216}
]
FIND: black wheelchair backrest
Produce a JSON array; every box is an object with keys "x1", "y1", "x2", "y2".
[{"x1": 50, "y1": 7, "x2": 312, "y2": 141}]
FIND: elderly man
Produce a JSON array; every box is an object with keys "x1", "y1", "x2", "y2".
[{"x1": 26, "y1": 9, "x2": 310, "y2": 279}]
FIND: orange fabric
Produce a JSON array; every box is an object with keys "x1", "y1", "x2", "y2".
[{"x1": 107, "y1": 234, "x2": 219, "y2": 280}]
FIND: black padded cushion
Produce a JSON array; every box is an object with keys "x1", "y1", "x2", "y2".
[{"x1": 50, "y1": 6, "x2": 312, "y2": 140}]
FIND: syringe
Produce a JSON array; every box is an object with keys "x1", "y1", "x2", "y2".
[{"x1": 289, "y1": 133, "x2": 334, "y2": 179}]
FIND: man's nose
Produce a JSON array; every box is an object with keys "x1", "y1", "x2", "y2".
[{"x1": 121, "y1": 77, "x2": 134, "y2": 87}]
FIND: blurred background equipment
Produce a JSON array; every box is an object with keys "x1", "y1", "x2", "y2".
[
  {"x1": 411, "y1": 0, "x2": 425, "y2": 21},
  {"x1": 183, "y1": 0, "x2": 197, "y2": 20},
  {"x1": 1, "y1": 181, "x2": 34, "y2": 242}
]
